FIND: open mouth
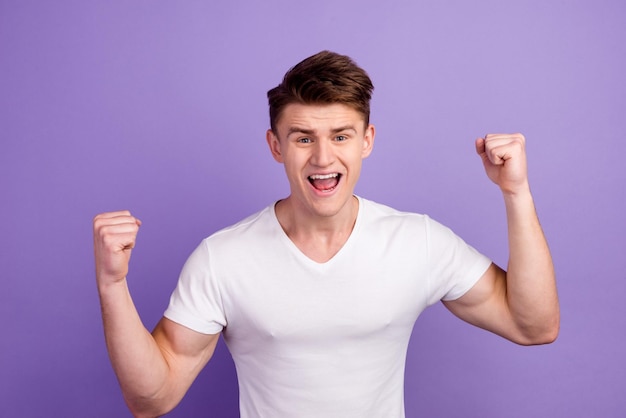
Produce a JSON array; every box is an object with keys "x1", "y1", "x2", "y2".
[{"x1": 308, "y1": 173, "x2": 341, "y2": 192}]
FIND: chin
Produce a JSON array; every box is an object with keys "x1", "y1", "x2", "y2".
[{"x1": 307, "y1": 193, "x2": 354, "y2": 218}]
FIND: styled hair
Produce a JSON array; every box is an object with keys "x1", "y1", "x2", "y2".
[{"x1": 267, "y1": 50, "x2": 374, "y2": 132}]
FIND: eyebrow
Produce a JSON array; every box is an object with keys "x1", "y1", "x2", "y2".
[
  {"x1": 286, "y1": 125, "x2": 357, "y2": 138},
  {"x1": 287, "y1": 127, "x2": 315, "y2": 137}
]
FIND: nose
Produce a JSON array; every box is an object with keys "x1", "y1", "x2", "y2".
[{"x1": 311, "y1": 139, "x2": 335, "y2": 167}]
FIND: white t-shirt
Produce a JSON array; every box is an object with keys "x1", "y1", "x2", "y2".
[{"x1": 164, "y1": 197, "x2": 491, "y2": 417}]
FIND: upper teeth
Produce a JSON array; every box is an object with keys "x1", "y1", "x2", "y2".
[{"x1": 309, "y1": 173, "x2": 338, "y2": 180}]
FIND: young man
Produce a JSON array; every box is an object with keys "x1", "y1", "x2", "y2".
[{"x1": 93, "y1": 51, "x2": 559, "y2": 417}]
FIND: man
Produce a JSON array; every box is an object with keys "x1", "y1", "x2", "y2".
[{"x1": 93, "y1": 51, "x2": 559, "y2": 417}]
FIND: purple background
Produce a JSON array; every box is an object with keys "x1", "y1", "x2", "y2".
[{"x1": 1, "y1": 1, "x2": 624, "y2": 417}]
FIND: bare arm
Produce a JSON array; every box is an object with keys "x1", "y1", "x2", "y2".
[
  {"x1": 93, "y1": 212, "x2": 219, "y2": 416},
  {"x1": 444, "y1": 134, "x2": 559, "y2": 345}
]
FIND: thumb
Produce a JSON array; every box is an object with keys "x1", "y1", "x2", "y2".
[
  {"x1": 475, "y1": 137, "x2": 491, "y2": 166},
  {"x1": 475, "y1": 137, "x2": 486, "y2": 156}
]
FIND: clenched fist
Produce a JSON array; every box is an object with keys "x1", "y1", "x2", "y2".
[
  {"x1": 93, "y1": 211, "x2": 142, "y2": 288},
  {"x1": 476, "y1": 133, "x2": 529, "y2": 195}
]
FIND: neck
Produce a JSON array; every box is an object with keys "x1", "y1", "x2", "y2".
[{"x1": 274, "y1": 196, "x2": 359, "y2": 263}]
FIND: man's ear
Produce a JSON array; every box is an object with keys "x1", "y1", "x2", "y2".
[
  {"x1": 361, "y1": 124, "x2": 375, "y2": 159},
  {"x1": 266, "y1": 129, "x2": 284, "y2": 163}
]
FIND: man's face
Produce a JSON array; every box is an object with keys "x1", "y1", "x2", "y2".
[{"x1": 266, "y1": 103, "x2": 375, "y2": 219}]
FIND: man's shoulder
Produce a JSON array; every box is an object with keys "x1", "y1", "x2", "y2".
[
  {"x1": 361, "y1": 198, "x2": 459, "y2": 242},
  {"x1": 205, "y1": 204, "x2": 275, "y2": 243},
  {"x1": 359, "y1": 196, "x2": 428, "y2": 224}
]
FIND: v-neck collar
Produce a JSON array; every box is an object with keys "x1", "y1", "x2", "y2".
[{"x1": 269, "y1": 195, "x2": 364, "y2": 268}]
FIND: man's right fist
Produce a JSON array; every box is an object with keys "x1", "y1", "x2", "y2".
[{"x1": 93, "y1": 211, "x2": 142, "y2": 287}]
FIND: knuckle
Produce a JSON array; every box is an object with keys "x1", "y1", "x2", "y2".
[{"x1": 93, "y1": 219, "x2": 105, "y2": 234}]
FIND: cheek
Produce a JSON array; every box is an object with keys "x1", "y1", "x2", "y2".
[
  {"x1": 283, "y1": 150, "x2": 309, "y2": 168},
  {"x1": 344, "y1": 149, "x2": 364, "y2": 168},
  {"x1": 282, "y1": 157, "x2": 306, "y2": 182},
  {"x1": 350, "y1": 161, "x2": 363, "y2": 178}
]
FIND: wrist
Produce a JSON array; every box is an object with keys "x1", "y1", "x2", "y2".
[
  {"x1": 97, "y1": 275, "x2": 129, "y2": 297},
  {"x1": 501, "y1": 184, "x2": 540, "y2": 226},
  {"x1": 501, "y1": 181, "x2": 531, "y2": 199}
]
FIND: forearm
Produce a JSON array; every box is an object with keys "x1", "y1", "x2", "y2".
[
  {"x1": 98, "y1": 279, "x2": 176, "y2": 416},
  {"x1": 503, "y1": 186, "x2": 559, "y2": 343}
]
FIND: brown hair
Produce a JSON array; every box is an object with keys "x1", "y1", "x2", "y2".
[{"x1": 267, "y1": 50, "x2": 374, "y2": 132}]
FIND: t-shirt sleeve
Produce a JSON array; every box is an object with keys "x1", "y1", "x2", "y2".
[
  {"x1": 425, "y1": 216, "x2": 492, "y2": 305},
  {"x1": 163, "y1": 239, "x2": 227, "y2": 335}
]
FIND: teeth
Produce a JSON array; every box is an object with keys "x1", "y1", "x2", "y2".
[{"x1": 309, "y1": 173, "x2": 339, "y2": 180}]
